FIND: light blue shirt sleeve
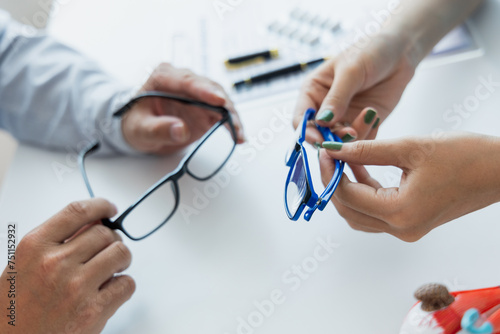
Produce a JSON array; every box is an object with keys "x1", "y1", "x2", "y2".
[{"x1": 0, "y1": 10, "x2": 138, "y2": 155}]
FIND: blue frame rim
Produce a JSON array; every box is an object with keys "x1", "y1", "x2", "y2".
[{"x1": 284, "y1": 108, "x2": 345, "y2": 221}]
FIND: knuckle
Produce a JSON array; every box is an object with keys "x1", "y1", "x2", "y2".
[
  {"x1": 384, "y1": 207, "x2": 408, "y2": 228},
  {"x1": 79, "y1": 306, "x2": 100, "y2": 327},
  {"x1": 92, "y1": 224, "x2": 116, "y2": 245},
  {"x1": 149, "y1": 63, "x2": 173, "y2": 87},
  {"x1": 149, "y1": 71, "x2": 162, "y2": 85},
  {"x1": 16, "y1": 233, "x2": 37, "y2": 256},
  {"x1": 377, "y1": 189, "x2": 401, "y2": 212},
  {"x1": 302, "y1": 72, "x2": 318, "y2": 87},
  {"x1": 107, "y1": 276, "x2": 136, "y2": 299},
  {"x1": 394, "y1": 229, "x2": 425, "y2": 243},
  {"x1": 40, "y1": 251, "x2": 66, "y2": 273},
  {"x1": 385, "y1": 211, "x2": 426, "y2": 243},
  {"x1": 301, "y1": 73, "x2": 324, "y2": 94},
  {"x1": 38, "y1": 251, "x2": 69, "y2": 287},
  {"x1": 125, "y1": 276, "x2": 136, "y2": 293},
  {"x1": 326, "y1": 95, "x2": 347, "y2": 111},
  {"x1": 351, "y1": 141, "x2": 373, "y2": 160},
  {"x1": 400, "y1": 137, "x2": 418, "y2": 152},
  {"x1": 119, "y1": 277, "x2": 136, "y2": 297},
  {"x1": 180, "y1": 71, "x2": 197, "y2": 90},
  {"x1": 335, "y1": 203, "x2": 350, "y2": 219},
  {"x1": 113, "y1": 241, "x2": 132, "y2": 264},
  {"x1": 69, "y1": 298, "x2": 100, "y2": 330},
  {"x1": 65, "y1": 201, "x2": 89, "y2": 219},
  {"x1": 67, "y1": 276, "x2": 85, "y2": 298},
  {"x1": 345, "y1": 220, "x2": 366, "y2": 232}
]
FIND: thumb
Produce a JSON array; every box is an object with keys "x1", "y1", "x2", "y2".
[
  {"x1": 316, "y1": 69, "x2": 363, "y2": 126},
  {"x1": 321, "y1": 138, "x2": 412, "y2": 168},
  {"x1": 135, "y1": 115, "x2": 191, "y2": 146}
]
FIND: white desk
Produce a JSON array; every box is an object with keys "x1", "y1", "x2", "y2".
[{"x1": 2, "y1": 1, "x2": 500, "y2": 333}]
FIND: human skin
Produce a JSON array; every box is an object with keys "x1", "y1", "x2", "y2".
[
  {"x1": 294, "y1": 0, "x2": 483, "y2": 144},
  {"x1": 0, "y1": 198, "x2": 135, "y2": 333},
  {"x1": 320, "y1": 133, "x2": 500, "y2": 242},
  {"x1": 122, "y1": 63, "x2": 245, "y2": 155}
]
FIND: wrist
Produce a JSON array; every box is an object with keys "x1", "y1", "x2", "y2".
[
  {"x1": 379, "y1": 15, "x2": 428, "y2": 70},
  {"x1": 380, "y1": 0, "x2": 483, "y2": 69}
]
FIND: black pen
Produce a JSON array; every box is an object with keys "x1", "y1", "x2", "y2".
[
  {"x1": 233, "y1": 57, "x2": 327, "y2": 89},
  {"x1": 225, "y1": 49, "x2": 279, "y2": 69}
]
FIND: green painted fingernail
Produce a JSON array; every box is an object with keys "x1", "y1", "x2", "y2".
[
  {"x1": 313, "y1": 142, "x2": 322, "y2": 149},
  {"x1": 372, "y1": 117, "x2": 380, "y2": 128},
  {"x1": 322, "y1": 141, "x2": 343, "y2": 150},
  {"x1": 341, "y1": 133, "x2": 356, "y2": 143},
  {"x1": 316, "y1": 109, "x2": 334, "y2": 122},
  {"x1": 364, "y1": 108, "x2": 377, "y2": 124}
]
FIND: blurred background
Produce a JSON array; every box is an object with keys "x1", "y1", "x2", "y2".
[{"x1": 0, "y1": 0, "x2": 49, "y2": 184}]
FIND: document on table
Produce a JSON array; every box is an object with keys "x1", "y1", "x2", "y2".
[{"x1": 168, "y1": 4, "x2": 483, "y2": 103}]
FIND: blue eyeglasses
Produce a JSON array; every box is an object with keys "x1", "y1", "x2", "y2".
[{"x1": 284, "y1": 108, "x2": 345, "y2": 221}]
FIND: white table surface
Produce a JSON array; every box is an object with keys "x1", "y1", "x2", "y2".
[{"x1": 2, "y1": 1, "x2": 500, "y2": 333}]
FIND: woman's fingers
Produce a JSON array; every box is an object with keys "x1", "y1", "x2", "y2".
[
  {"x1": 330, "y1": 196, "x2": 389, "y2": 233},
  {"x1": 348, "y1": 163, "x2": 383, "y2": 188},
  {"x1": 322, "y1": 138, "x2": 409, "y2": 168},
  {"x1": 315, "y1": 64, "x2": 364, "y2": 127},
  {"x1": 319, "y1": 147, "x2": 402, "y2": 221}
]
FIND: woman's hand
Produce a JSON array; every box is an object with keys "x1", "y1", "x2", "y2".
[
  {"x1": 294, "y1": 33, "x2": 416, "y2": 144},
  {"x1": 0, "y1": 199, "x2": 135, "y2": 334},
  {"x1": 122, "y1": 63, "x2": 245, "y2": 154},
  {"x1": 320, "y1": 133, "x2": 500, "y2": 242},
  {"x1": 294, "y1": 0, "x2": 483, "y2": 144}
]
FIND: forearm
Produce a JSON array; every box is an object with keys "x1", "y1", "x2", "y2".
[
  {"x1": 0, "y1": 11, "x2": 136, "y2": 155},
  {"x1": 384, "y1": 0, "x2": 483, "y2": 67},
  {"x1": 477, "y1": 135, "x2": 500, "y2": 205}
]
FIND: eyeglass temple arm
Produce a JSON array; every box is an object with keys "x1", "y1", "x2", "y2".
[
  {"x1": 112, "y1": 91, "x2": 230, "y2": 118},
  {"x1": 78, "y1": 141, "x2": 101, "y2": 198},
  {"x1": 78, "y1": 141, "x2": 117, "y2": 230}
]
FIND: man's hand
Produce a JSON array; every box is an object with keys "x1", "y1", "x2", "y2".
[
  {"x1": 0, "y1": 198, "x2": 135, "y2": 334},
  {"x1": 122, "y1": 63, "x2": 245, "y2": 154}
]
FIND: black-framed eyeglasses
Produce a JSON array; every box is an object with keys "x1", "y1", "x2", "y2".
[{"x1": 78, "y1": 91, "x2": 237, "y2": 240}]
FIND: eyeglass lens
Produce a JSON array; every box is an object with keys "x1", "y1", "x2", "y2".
[
  {"x1": 187, "y1": 123, "x2": 235, "y2": 179},
  {"x1": 286, "y1": 152, "x2": 308, "y2": 217},
  {"x1": 122, "y1": 181, "x2": 178, "y2": 239},
  {"x1": 90, "y1": 95, "x2": 236, "y2": 239}
]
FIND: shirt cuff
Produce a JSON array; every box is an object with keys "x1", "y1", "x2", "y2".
[{"x1": 98, "y1": 87, "x2": 141, "y2": 156}]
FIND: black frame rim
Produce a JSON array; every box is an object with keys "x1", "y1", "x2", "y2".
[{"x1": 78, "y1": 91, "x2": 238, "y2": 240}]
